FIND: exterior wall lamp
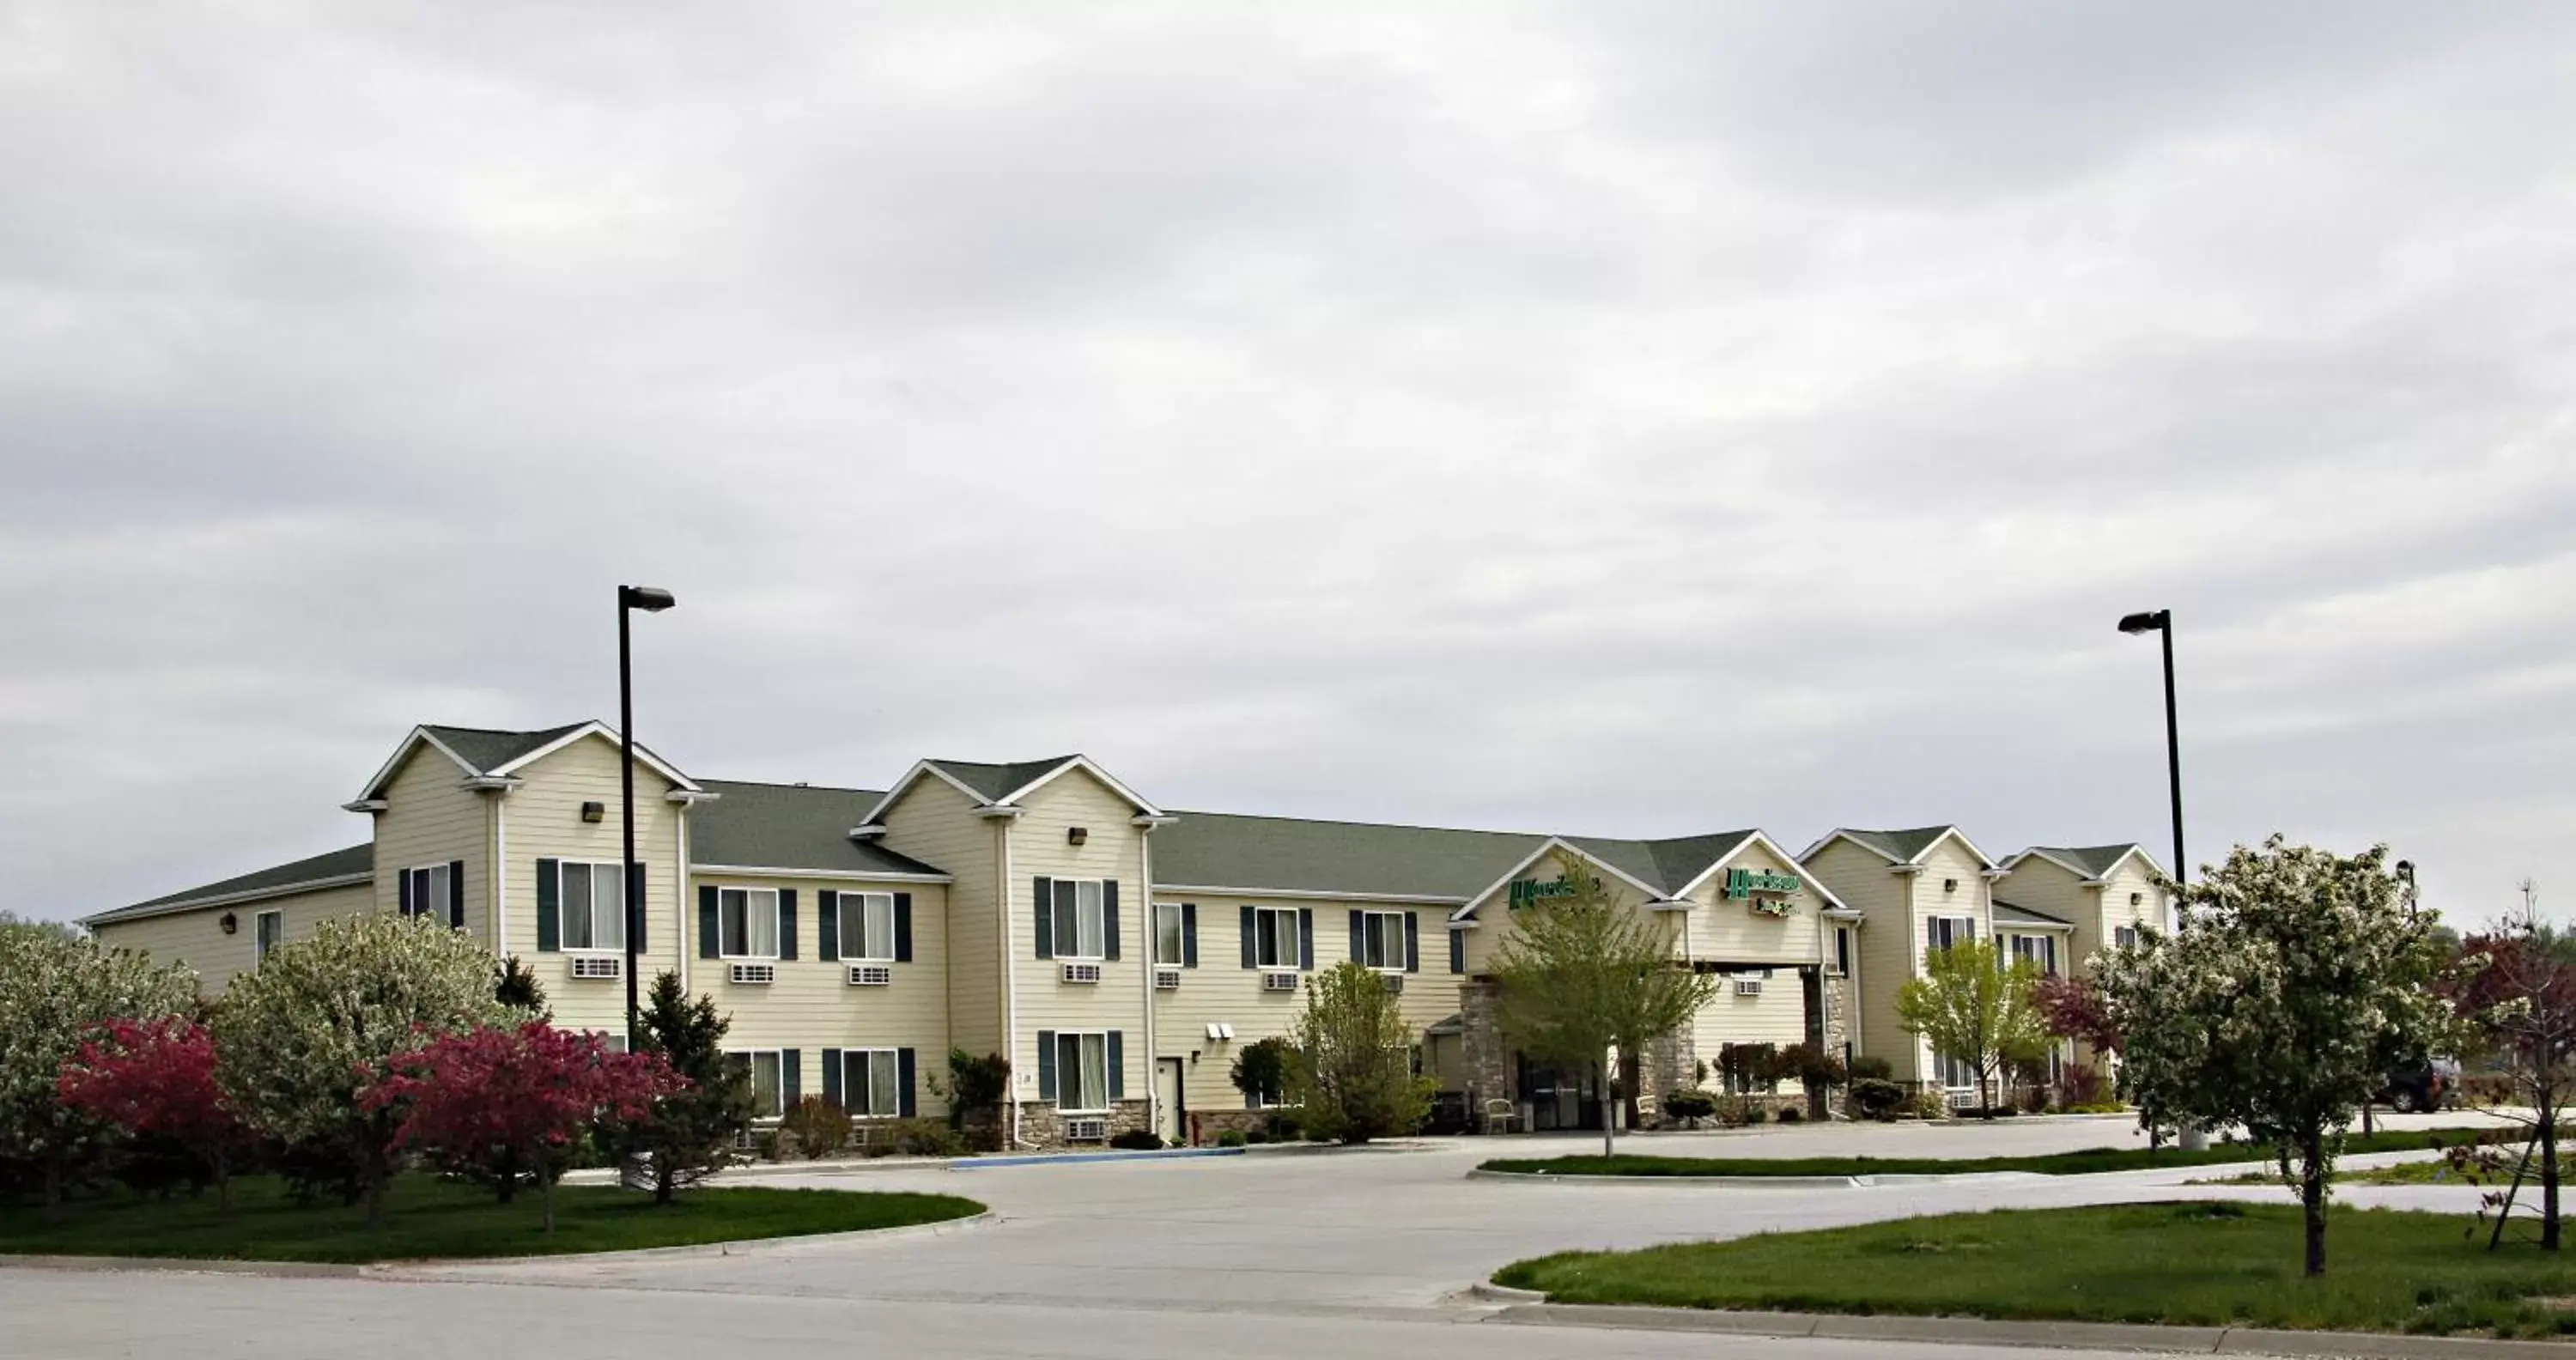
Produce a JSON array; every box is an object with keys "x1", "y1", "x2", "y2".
[
  {"x1": 220, "y1": 912, "x2": 239, "y2": 935},
  {"x1": 581, "y1": 800, "x2": 605, "y2": 823},
  {"x1": 1067, "y1": 826, "x2": 1088, "y2": 847}
]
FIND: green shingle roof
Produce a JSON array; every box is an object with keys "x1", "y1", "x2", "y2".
[
  {"x1": 922, "y1": 757, "x2": 1083, "y2": 804},
  {"x1": 691, "y1": 780, "x2": 947, "y2": 877},
  {"x1": 1152, "y1": 811, "x2": 1544, "y2": 901},
  {"x1": 1993, "y1": 899, "x2": 2073, "y2": 927},
  {"x1": 93, "y1": 842, "x2": 375, "y2": 924},
  {"x1": 2027, "y1": 844, "x2": 2145, "y2": 878},
  {"x1": 1835, "y1": 827, "x2": 1959, "y2": 863},
  {"x1": 422, "y1": 723, "x2": 592, "y2": 774}
]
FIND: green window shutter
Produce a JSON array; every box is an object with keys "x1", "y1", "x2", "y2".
[
  {"x1": 1106, "y1": 1032, "x2": 1124, "y2": 1101},
  {"x1": 817, "y1": 890, "x2": 840, "y2": 962},
  {"x1": 893, "y1": 893, "x2": 914, "y2": 962},
  {"x1": 447, "y1": 860, "x2": 466, "y2": 930},
  {"x1": 781, "y1": 1048, "x2": 801, "y2": 1108},
  {"x1": 1239, "y1": 906, "x2": 1256, "y2": 968},
  {"x1": 1347, "y1": 909, "x2": 1364, "y2": 964},
  {"x1": 897, "y1": 1048, "x2": 917, "y2": 1118},
  {"x1": 535, "y1": 859, "x2": 561, "y2": 953},
  {"x1": 1036, "y1": 1030, "x2": 1058, "y2": 1101},
  {"x1": 630, "y1": 864, "x2": 645, "y2": 951},
  {"x1": 1102, "y1": 880, "x2": 1120, "y2": 962},
  {"x1": 822, "y1": 1048, "x2": 843, "y2": 1107},
  {"x1": 1034, "y1": 877, "x2": 1054, "y2": 959},
  {"x1": 1297, "y1": 908, "x2": 1314, "y2": 970},
  {"x1": 1449, "y1": 926, "x2": 1464, "y2": 975},
  {"x1": 1181, "y1": 902, "x2": 1198, "y2": 968},
  {"x1": 777, "y1": 889, "x2": 799, "y2": 961},
  {"x1": 697, "y1": 885, "x2": 720, "y2": 959},
  {"x1": 398, "y1": 869, "x2": 415, "y2": 919},
  {"x1": 1404, "y1": 913, "x2": 1419, "y2": 973}
]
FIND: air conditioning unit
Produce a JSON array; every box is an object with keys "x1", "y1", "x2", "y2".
[
  {"x1": 1261, "y1": 970, "x2": 1299, "y2": 993},
  {"x1": 569, "y1": 955, "x2": 621, "y2": 981},
  {"x1": 1378, "y1": 973, "x2": 1405, "y2": 996},
  {"x1": 1064, "y1": 1118, "x2": 1107, "y2": 1143},
  {"x1": 1154, "y1": 967, "x2": 1182, "y2": 991},
  {"x1": 1733, "y1": 975, "x2": 1764, "y2": 998},
  {"x1": 1060, "y1": 962, "x2": 1103, "y2": 985},
  {"x1": 846, "y1": 964, "x2": 892, "y2": 987},
  {"x1": 729, "y1": 962, "x2": 776, "y2": 986}
]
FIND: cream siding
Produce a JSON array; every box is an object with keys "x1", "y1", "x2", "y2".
[
  {"x1": 1802, "y1": 838, "x2": 1921, "y2": 1080},
  {"x1": 90, "y1": 883, "x2": 374, "y2": 993},
  {"x1": 373, "y1": 747, "x2": 488, "y2": 936},
  {"x1": 1005, "y1": 769, "x2": 1151, "y2": 1109},
  {"x1": 501, "y1": 733, "x2": 683, "y2": 1038},
  {"x1": 1669, "y1": 839, "x2": 1826, "y2": 968},
  {"x1": 878, "y1": 778, "x2": 1003, "y2": 1062},
  {"x1": 1901, "y1": 837, "x2": 1996, "y2": 1086},
  {"x1": 1692, "y1": 978, "x2": 1814, "y2": 1071},
  {"x1": 683, "y1": 871, "x2": 951, "y2": 1119}
]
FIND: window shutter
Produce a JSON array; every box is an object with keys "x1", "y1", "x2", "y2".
[
  {"x1": 1106, "y1": 1031, "x2": 1124, "y2": 1101},
  {"x1": 817, "y1": 889, "x2": 840, "y2": 962},
  {"x1": 1102, "y1": 880, "x2": 1121, "y2": 961},
  {"x1": 1035, "y1": 877, "x2": 1055, "y2": 960},
  {"x1": 782, "y1": 1048, "x2": 801, "y2": 1108},
  {"x1": 698, "y1": 884, "x2": 720, "y2": 959},
  {"x1": 1348, "y1": 909, "x2": 1364, "y2": 964},
  {"x1": 1036, "y1": 1029, "x2": 1058, "y2": 1101},
  {"x1": 1926, "y1": 918, "x2": 1938, "y2": 955},
  {"x1": 535, "y1": 859, "x2": 561, "y2": 953},
  {"x1": 894, "y1": 893, "x2": 914, "y2": 962},
  {"x1": 398, "y1": 870, "x2": 415, "y2": 920},
  {"x1": 447, "y1": 860, "x2": 465, "y2": 930},
  {"x1": 1239, "y1": 906, "x2": 1256, "y2": 968},
  {"x1": 778, "y1": 889, "x2": 799, "y2": 961},
  {"x1": 1297, "y1": 908, "x2": 1315, "y2": 970},
  {"x1": 898, "y1": 1047, "x2": 917, "y2": 1118},
  {"x1": 1405, "y1": 912, "x2": 1420, "y2": 973},
  {"x1": 1181, "y1": 902, "x2": 1198, "y2": 968},
  {"x1": 1448, "y1": 926, "x2": 1465, "y2": 974},
  {"x1": 822, "y1": 1048, "x2": 843, "y2": 1107},
  {"x1": 630, "y1": 864, "x2": 646, "y2": 950}
]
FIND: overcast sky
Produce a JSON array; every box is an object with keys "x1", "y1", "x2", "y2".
[{"x1": 6, "y1": 3, "x2": 2571, "y2": 926}]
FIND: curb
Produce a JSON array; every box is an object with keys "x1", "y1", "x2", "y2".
[
  {"x1": 0, "y1": 1254, "x2": 372, "y2": 1278},
  {"x1": 950, "y1": 1147, "x2": 1246, "y2": 1170},
  {"x1": 1465, "y1": 1168, "x2": 2049, "y2": 1189},
  {"x1": 1480, "y1": 1302, "x2": 2576, "y2": 1358}
]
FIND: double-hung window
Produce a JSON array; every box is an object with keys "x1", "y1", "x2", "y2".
[
  {"x1": 1253, "y1": 907, "x2": 1300, "y2": 969},
  {"x1": 1054, "y1": 1032, "x2": 1109, "y2": 1112},
  {"x1": 729, "y1": 1050, "x2": 784, "y2": 1120},
  {"x1": 254, "y1": 909, "x2": 284, "y2": 965},
  {"x1": 841, "y1": 1049, "x2": 902, "y2": 1117},
  {"x1": 1926, "y1": 916, "x2": 1973, "y2": 956},
  {"x1": 1358, "y1": 911, "x2": 1407, "y2": 970},
  {"x1": 2114, "y1": 925, "x2": 2140, "y2": 950},
  {"x1": 401, "y1": 863, "x2": 451, "y2": 920},
  {"x1": 1155, "y1": 902, "x2": 1186, "y2": 966},
  {"x1": 556, "y1": 861, "x2": 627, "y2": 951},
  {"x1": 720, "y1": 888, "x2": 781, "y2": 959},
  {"x1": 1832, "y1": 925, "x2": 1853, "y2": 976},
  {"x1": 1051, "y1": 879, "x2": 1105, "y2": 960},
  {"x1": 839, "y1": 892, "x2": 895, "y2": 962},
  {"x1": 2009, "y1": 933, "x2": 2058, "y2": 975}
]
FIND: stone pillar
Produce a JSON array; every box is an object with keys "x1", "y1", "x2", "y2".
[
  {"x1": 1459, "y1": 980, "x2": 1513, "y2": 1127},
  {"x1": 1640, "y1": 1027, "x2": 1696, "y2": 1125}
]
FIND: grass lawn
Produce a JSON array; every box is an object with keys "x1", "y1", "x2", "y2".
[
  {"x1": 2202, "y1": 1160, "x2": 2482, "y2": 1187},
  {"x1": 1496, "y1": 1203, "x2": 2576, "y2": 1338},
  {"x1": 0, "y1": 1175, "x2": 983, "y2": 1264},
  {"x1": 1480, "y1": 1126, "x2": 2495, "y2": 1179}
]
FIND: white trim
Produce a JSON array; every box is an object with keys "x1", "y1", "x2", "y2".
[
  {"x1": 995, "y1": 756, "x2": 1166, "y2": 820},
  {"x1": 835, "y1": 890, "x2": 898, "y2": 963},
  {"x1": 1994, "y1": 917, "x2": 2077, "y2": 934},
  {"x1": 1047, "y1": 877, "x2": 1110, "y2": 962},
  {"x1": 1151, "y1": 883, "x2": 1467, "y2": 907},
  {"x1": 713, "y1": 883, "x2": 783, "y2": 961},
  {"x1": 340, "y1": 798, "x2": 388, "y2": 814},
  {"x1": 858, "y1": 761, "x2": 1000, "y2": 827},
  {"x1": 726, "y1": 1047, "x2": 788, "y2": 1121},
  {"x1": 690, "y1": 863, "x2": 954, "y2": 884},
  {"x1": 85, "y1": 871, "x2": 374, "y2": 927},
  {"x1": 486, "y1": 721, "x2": 702, "y2": 791},
  {"x1": 848, "y1": 823, "x2": 887, "y2": 839},
  {"x1": 1451, "y1": 837, "x2": 1664, "y2": 923},
  {"x1": 2005, "y1": 845, "x2": 2165, "y2": 885},
  {"x1": 1798, "y1": 827, "x2": 1997, "y2": 871},
  {"x1": 1048, "y1": 1029, "x2": 1115, "y2": 1114},
  {"x1": 1671, "y1": 830, "x2": 1856, "y2": 914},
  {"x1": 352, "y1": 726, "x2": 481, "y2": 804},
  {"x1": 976, "y1": 805, "x2": 1026, "y2": 820},
  {"x1": 1249, "y1": 904, "x2": 1303, "y2": 970},
  {"x1": 459, "y1": 775, "x2": 522, "y2": 792},
  {"x1": 665, "y1": 789, "x2": 720, "y2": 805},
  {"x1": 252, "y1": 908, "x2": 286, "y2": 966},
  {"x1": 1131, "y1": 814, "x2": 1178, "y2": 828},
  {"x1": 551, "y1": 859, "x2": 632, "y2": 952},
  {"x1": 675, "y1": 801, "x2": 691, "y2": 993},
  {"x1": 839, "y1": 1047, "x2": 905, "y2": 1119}
]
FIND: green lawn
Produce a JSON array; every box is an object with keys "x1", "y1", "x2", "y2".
[
  {"x1": 0, "y1": 1175, "x2": 983, "y2": 1264},
  {"x1": 1480, "y1": 1127, "x2": 2495, "y2": 1179},
  {"x1": 1496, "y1": 1203, "x2": 2576, "y2": 1338}
]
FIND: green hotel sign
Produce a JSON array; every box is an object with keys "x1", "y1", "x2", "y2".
[
  {"x1": 1507, "y1": 877, "x2": 1576, "y2": 908},
  {"x1": 1723, "y1": 867, "x2": 1802, "y2": 901}
]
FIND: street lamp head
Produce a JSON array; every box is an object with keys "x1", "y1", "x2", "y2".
[
  {"x1": 2117, "y1": 609, "x2": 2169, "y2": 635},
  {"x1": 620, "y1": 585, "x2": 677, "y2": 613}
]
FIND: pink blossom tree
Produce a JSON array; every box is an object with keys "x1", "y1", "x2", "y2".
[
  {"x1": 361, "y1": 1022, "x2": 684, "y2": 1232},
  {"x1": 58, "y1": 1016, "x2": 249, "y2": 1213}
]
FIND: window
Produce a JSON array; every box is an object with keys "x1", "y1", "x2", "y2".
[
  {"x1": 838, "y1": 892, "x2": 895, "y2": 962},
  {"x1": 841, "y1": 1049, "x2": 902, "y2": 1117},
  {"x1": 1055, "y1": 1032, "x2": 1110, "y2": 1112},
  {"x1": 1155, "y1": 902, "x2": 1185, "y2": 965},
  {"x1": 2114, "y1": 925, "x2": 2140, "y2": 950},
  {"x1": 1253, "y1": 907, "x2": 1300, "y2": 969},
  {"x1": 557, "y1": 861, "x2": 627, "y2": 951},
  {"x1": 401, "y1": 863, "x2": 450, "y2": 920},
  {"x1": 720, "y1": 888, "x2": 781, "y2": 959},
  {"x1": 1926, "y1": 916, "x2": 1973, "y2": 954},
  {"x1": 1936, "y1": 1052, "x2": 1977, "y2": 1089},
  {"x1": 2009, "y1": 934, "x2": 2058, "y2": 974},
  {"x1": 1832, "y1": 925, "x2": 1853, "y2": 976},
  {"x1": 1358, "y1": 911, "x2": 1408, "y2": 970},
  {"x1": 1051, "y1": 879, "x2": 1106, "y2": 960},
  {"x1": 729, "y1": 1050, "x2": 784, "y2": 1120},
  {"x1": 254, "y1": 909, "x2": 284, "y2": 965}
]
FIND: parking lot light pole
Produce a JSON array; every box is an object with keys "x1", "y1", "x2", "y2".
[
  {"x1": 2117, "y1": 609, "x2": 2184, "y2": 890},
  {"x1": 619, "y1": 585, "x2": 677, "y2": 1048}
]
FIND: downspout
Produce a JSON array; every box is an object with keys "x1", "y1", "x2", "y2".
[
  {"x1": 675, "y1": 801, "x2": 690, "y2": 995},
  {"x1": 999, "y1": 817, "x2": 1036, "y2": 1150},
  {"x1": 1139, "y1": 823, "x2": 1157, "y2": 1141},
  {"x1": 493, "y1": 794, "x2": 508, "y2": 958}
]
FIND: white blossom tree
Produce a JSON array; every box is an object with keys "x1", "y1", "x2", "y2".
[
  {"x1": 2099, "y1": 836, "x2": 2456, "y2": 1276},
  {"x1": 0, "y1": 920, "x2": 198, "y2": 1218},
  {"x1": 210, "y1": 913, "x2": 519, "y2": 1223}
]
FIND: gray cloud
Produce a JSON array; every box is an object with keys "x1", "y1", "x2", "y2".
[{"x1": 3, "y1": 3, "x2": 2570, "y2": 926}]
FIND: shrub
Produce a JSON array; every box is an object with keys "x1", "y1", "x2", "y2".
[
  {"x1": 1716, "y1": 1042, "x2": 1779, "y2": 1094},
  {"x1": 1850, "y1": 1078, "x2": 1907, "y2": 1121},
  {"x1": 2053, "y1": 1064, "x2": 2108, "y2": 1109},
  {"x1": 931, "y1": 1050, "x2": 1010, "y2": 1148},
  {"x1": 1214, "y1": 1130, "x2": 1248, "y2": 1148},
  {"x1": 1109, "y1": 1129, "x2": 1163, "y2": 1151},
  {"x1": 1662, "y1": 1089, "x2": 1719, "y2": 1122},
  {"x1": 0, "y1": 923, "x2": 198, "y2": 1219},
  {"x1": 893, "y1": 1118, "x2": 965, "y2": 1157},
  {"x1": 57, "y1": 1016, "x2": 248, "y2": 1214},
  {"x1": 1231, "y1": 1038, "x2": 1294, "y2": 1112},
  {"x1": 1244, "y1": 1130, "x2": 1272, "y2": 1144},
  {"x1": 777, "y1": 1096, "x2": 853, "y2": 1160},
  {"x1": 1847, "y1": 1054, "x2": 1895, "y2": 1082},
  {"x1": 1911, "y1": 1090, "x2": 1953, "y2": 1121},
  {"x1": 622, "y1": 972, "x2": 753, "y2": 1201},
  {"x1": 1777, "y1": 1105, "x2": 1805, "y2": 1124}
]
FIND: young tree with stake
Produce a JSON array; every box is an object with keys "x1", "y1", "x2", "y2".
[
  {"x1": 1896, "y1": 938, "x2": 2050, "y2": 1115},
  {"x1": 2450, "y1": 884, "x2": 2576, "y2": 1250}
]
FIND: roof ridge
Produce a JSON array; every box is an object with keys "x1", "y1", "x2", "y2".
[
  {"x1": 1166, "y1": 807, "x2": 1555, "y2": 840},
  {"x1": 699, "y1": 776, "x2": 886, "y2": 796}
]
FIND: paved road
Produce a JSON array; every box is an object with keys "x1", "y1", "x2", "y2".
[{"x1": 1, "y1": 1113, "x2": 2500, "y2": 1359}]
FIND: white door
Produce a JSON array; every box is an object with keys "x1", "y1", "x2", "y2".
[{"x1": 1154, "y1": 1058, "x2": 1184, "y2": 1144}]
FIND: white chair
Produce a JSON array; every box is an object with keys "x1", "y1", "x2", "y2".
[{"x1": 1483, "y1": 1098, "x2": 1522, "y2": 1135}]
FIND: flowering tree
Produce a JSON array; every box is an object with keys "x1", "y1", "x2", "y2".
[
  {"x1": 2099, "y1": 836, "x2": 2456, "y2": 1276},
  {"x1": 365, "y1": 1022, "x2": 683, "y2": 1232},
  {"x1": 2449, "y1": 896, "x2": 2576, "y2": 1250},
  {"x1": 2033, "y1": 972, "x2": 2120, "y2": 1058},
  {"x1": 58, "y1": 1016, "x2": 249, "y2": 1213},
  {"x1": 0, "y1": 924, "x2": 197, "y2": 1220},
  {"x1": 1896, "y1": 938, "x2": 2050, "y2": 1115},
  {"x1": 211, "y1": 914, "x2": 519, "y2": 1223}
]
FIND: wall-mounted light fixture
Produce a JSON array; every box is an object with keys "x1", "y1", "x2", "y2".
[
  {"x1": 2130, "y1": 891, "x2": 2143, "y2": 906},
  {"x1": 219, "y1": 912, "x2": 239, "y2": 935},
  {"x1": 1942, "y1": 878, "x2": 1959, "y2": 894},
  {"x1": 1066, "y1": 826, "x2": 1088, "y2": 847},
  {"x1": 580, "y1": 800, "x2": 606, "y2": 823}
]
